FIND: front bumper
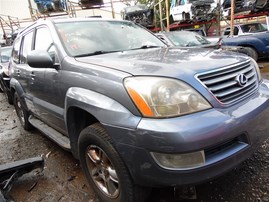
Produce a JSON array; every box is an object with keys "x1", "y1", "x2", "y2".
[{"x1": 104, "y1": 82, "x2": 269, "y2": 187}]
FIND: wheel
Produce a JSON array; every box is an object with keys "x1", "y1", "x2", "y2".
[
  {"x1": 239, "y1": 47, "x2": 258, "y2": 61},
  {"x1": 78, "y1": 123, "x2": 150, "y2": 202},
  {"x1": 13, "y1": 92, "x2": 33, "y2": 130}
]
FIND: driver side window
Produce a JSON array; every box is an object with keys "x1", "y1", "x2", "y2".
[{"x1": 35, "y1": 27, "x2": 58, "y2": 63}]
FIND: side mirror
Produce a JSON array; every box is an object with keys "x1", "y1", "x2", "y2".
[{"x1": 27, "y1": 50, "x2": 54, "y2": 68}]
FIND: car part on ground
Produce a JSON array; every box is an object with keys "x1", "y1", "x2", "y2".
[
  {"x1": 0, "y1": 157, "x2": 44, "y2": 202},
  {"x1": 9, "y1": 18, "x2": 269, "y2": 202}
]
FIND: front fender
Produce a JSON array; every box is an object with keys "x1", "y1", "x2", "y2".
[{"x1": 65, "y1": 87, "x2": 141, "y2": 129}]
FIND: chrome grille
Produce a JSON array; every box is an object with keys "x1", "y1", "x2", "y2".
[{"x1": 197, "y1": 59, "x2": 258, "y2": 104}]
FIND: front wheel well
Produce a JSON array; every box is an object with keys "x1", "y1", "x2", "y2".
[{"x1": 66, "y1": 107, "x2": 99, "y2": 159}]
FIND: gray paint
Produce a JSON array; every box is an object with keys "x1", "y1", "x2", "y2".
[{"x1": 9, "y1": 18, "x2": 269, "y2": 187}]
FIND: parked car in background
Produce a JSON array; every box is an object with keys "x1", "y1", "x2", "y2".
[
  {"x1": 122, "y1": 4, "x2": 154, "y2": 28},
  {"x1": 156, "y1": 30, "x2": 218, "y2": 47},
  {"x1": 170, "y1": 0, "x2": 218, "y2": 22},
  {"x1": 34, "y1": 0, "x2": 68, "y2": 13},
  {"x1": 156, "y1": 30, "x2": 258, "y2": 60},
  {"x1": 9, "y1": 18, "x2": 269, "y2": 202},
  {"x1": 79, "y1": 0, "x2": 104, "y2": 8},
  {"x1": 0, "y1": 46, "x2": 13, "y2": 104},
  {"x1": 221, "y1": 30, "x2": 269, "y2": 61}
]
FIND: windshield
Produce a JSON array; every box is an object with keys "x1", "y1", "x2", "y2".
[
  {"x1": 241, "y1": 23, "x2": 268, "y2": 33},
  {"x1": 166, "y1": 31, "x2": 211, "y2": 47},
  {"x1": 55, "y1": 20, "x2": 165, "y2": 57}
]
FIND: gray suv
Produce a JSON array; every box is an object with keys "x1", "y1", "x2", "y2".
[{"x1": 9, "y1": 18, "x2": 269, "y2": 202}]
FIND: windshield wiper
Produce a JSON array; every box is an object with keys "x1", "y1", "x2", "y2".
[
  {"x1": 74, "y1": 50, "x2": 119, "y2": 57},
  {"x1": 130, "y1": 45, "x2": 163, "y2": 50}
]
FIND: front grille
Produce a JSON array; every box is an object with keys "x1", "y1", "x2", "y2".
[{"x1": 197, "y1": 59, "x2": 258, "y2": 104}]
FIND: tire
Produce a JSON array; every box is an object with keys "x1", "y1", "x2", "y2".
[
  {"x1": 5, "y1": 90, "x2": 13, "y2": 105},
  {"x1": 0, "y1": 81, "x2": 4, "y2": 93},
  {"x1": 13, "y1": 92, "x2": 33, "y2": 130},
  {"x1": 239, "y1": 47, "x2": 258, "y2": 61},
  {"x1": 78, "y1": 123, "x2": 150, "y2": 202}
]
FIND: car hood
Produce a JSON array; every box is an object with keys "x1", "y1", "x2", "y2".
[{"x1": 75, "y1": 47, "x2": 248, "y2": 78}]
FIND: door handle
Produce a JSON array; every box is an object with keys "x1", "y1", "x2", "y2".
[
  {"x1": 16, "y1": 70, "x2": 21, "y2": 76},
  {"x1": 30, "y1": 72, "x2": 35, "y2": 80}
]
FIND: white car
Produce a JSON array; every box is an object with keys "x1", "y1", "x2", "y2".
[{"x1": 170, "y1": 0, "x2": 218, "y2": 22}]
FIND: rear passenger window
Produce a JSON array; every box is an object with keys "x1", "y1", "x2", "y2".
[
  {"x1": 234, "y1": 27, "x2": 239, "y2": 35},
  {"x1": 21, "y1": 32, "x2": 33, "y2": 64}
]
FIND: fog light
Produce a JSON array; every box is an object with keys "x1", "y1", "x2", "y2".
[{"x1": 151, "y1": 150, "x2": 205, "y2": 170}]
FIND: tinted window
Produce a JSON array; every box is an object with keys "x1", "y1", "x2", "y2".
[
  {"x1": 234, "y1": 27, "x2": 239, "y2": 35},
  {"x1": 224, "y1": 28, "x2": 230, "y2": 36},
  {"x1": 21, "y1": 31, "x2": 33, "y2": 64}
]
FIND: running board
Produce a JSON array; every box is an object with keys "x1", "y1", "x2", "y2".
[{"x1": 29, "y1": 116, "x2": 71, "y2": 150}]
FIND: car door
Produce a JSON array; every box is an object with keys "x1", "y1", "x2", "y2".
[
  {"x1": 29, "y1": 26, "x2": 66, "y2": 134},
  {"x1": 11, "y1": 30, "x2": 36, "y2": 112}
]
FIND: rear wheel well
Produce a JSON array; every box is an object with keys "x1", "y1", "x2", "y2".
[{"x1": 66, "y1": 107, "x2": 99, "y2": 159}]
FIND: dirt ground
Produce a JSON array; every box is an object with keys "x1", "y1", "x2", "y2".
[{"x1": 1, "y1": 63, "x2": 269, "y2": 202}]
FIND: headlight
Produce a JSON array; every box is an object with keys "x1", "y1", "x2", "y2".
[
  {"x1": 124, "y1": 77, "x2": 211, "y2": 118},
  {"x1": 251, "y1": 58, "x2": 262, "y2": 82}
]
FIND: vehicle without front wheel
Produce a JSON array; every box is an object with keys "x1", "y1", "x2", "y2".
[
  {"x1": 13, "y1": 92, "x2": 33, "y2": 130},
  {"x1": 78, "y1": 123, "x2": 150, "y2": 202}
]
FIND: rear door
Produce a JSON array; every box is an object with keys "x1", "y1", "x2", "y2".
[{"x1": 11, "y1": 30, "x2": 35, "y2": 112}]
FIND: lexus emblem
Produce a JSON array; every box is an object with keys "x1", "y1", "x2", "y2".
[{"x1": 236, "y1": 74, "x2": 248, "y2": 87}]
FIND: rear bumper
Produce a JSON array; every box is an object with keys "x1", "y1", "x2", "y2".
[{"x1": 104, "y1": 82, "x2": 269, "y2": 187}]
